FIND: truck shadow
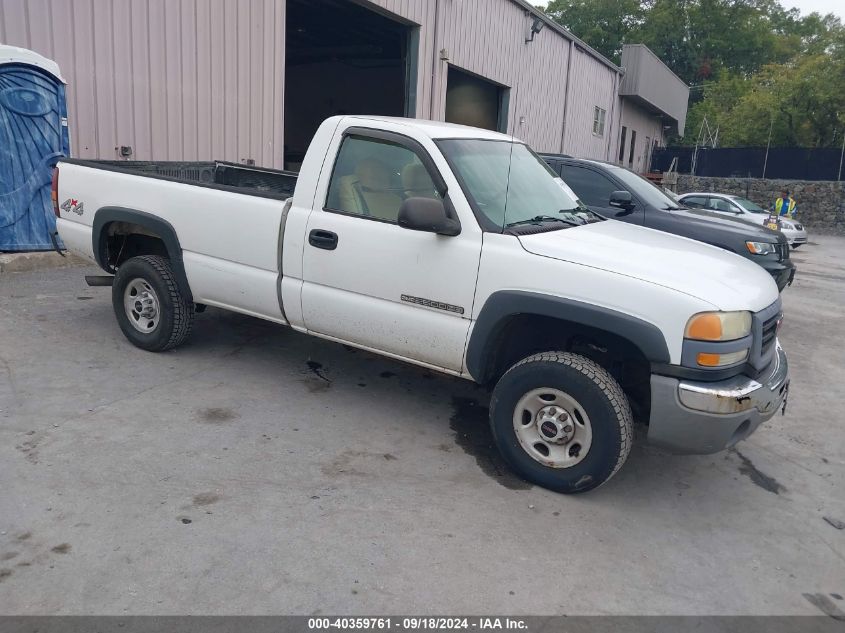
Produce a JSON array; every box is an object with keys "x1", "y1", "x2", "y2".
[{"x1": 184, "y1": 307, "x2": 747, "y2": 502}]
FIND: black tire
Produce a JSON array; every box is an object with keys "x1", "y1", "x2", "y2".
[
  {"x1": 791, "y1": 244, "x2": 801, "y2": 250},
  {"x1": 112, "y1": 255, "x2": 194, "y2": 352},
  {"x1": 490, "y1": 352, "x2": 633, "y2": 494}
]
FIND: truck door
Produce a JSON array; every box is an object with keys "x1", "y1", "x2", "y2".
[{"x1": 300, "y1": 128, "x2": 482, "y2": 373}]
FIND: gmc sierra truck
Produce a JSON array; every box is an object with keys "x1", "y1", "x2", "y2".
[{"x1": 53, "y1": 116, "x2": 790, "y2": 494}]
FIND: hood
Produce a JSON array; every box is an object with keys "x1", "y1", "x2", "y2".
[
  {"x1": 672, "y1": 207, "x2": 784, "y2": 241},
  {"x1": 517, "y1": 221, "x2": 779, "y2": 312}
]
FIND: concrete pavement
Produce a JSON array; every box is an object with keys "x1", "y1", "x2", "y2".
[{"x1": 1, "y1": 238, "x2": 843, "y2": 616}]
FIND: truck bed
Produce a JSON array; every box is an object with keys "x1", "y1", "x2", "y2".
[
  {"x1": 64, "y1": 159, "x2": 298, "y2": 200},
  {"x1": 56, "y1": 158, "x2": 296, "y2": 324}
]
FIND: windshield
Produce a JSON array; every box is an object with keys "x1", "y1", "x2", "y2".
[
  {"x1": 606, "y1": 165, "x2": 684, "y2": 210},
  {"x1": 732, "y1": 197, "x2": 767, "y2": 213},
  {"x1": 437, "y1": 139, "x2": 599, "y2": 231}
]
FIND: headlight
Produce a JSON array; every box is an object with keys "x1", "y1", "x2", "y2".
[
  {"x1": 780, "y1": 221, "x2": 795, "y2": 230},
  {"x1": 745, "y1": 241, "x2": 777, "y2": 255},
  {"x1": 685, "y1": 311, "x2": 752, "y2": 341}
]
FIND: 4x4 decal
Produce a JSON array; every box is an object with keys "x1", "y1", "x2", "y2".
[{"x1": 60, "y1": 198, "x2": 84, "y2": 216}]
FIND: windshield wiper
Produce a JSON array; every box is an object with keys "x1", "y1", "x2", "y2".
[
  {"x1": 506, "y1": 215, "x2": 581, "y2": 228},
  {"x1": 568, "y1": 207, "x2": 605, "y2": 222},
  {"x1": 662, "y1": 205, "x2": 683, "y2": 211}
]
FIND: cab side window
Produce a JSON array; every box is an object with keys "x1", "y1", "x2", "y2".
[
  {"x1": 706, "y1": 197, "x2": 733, "y2": 212},
  {"x1": 560, "y1": 165, "x2": 619, "y2": 208},
  {"x1": 325, "y1": 136, "x2": 440, "y2": 223},
  {"x1": 682, "y1": 195, "x2": 707, "y2": 208}
]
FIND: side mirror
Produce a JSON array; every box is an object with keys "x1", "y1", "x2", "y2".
[
  {"x1": 398, "y1": 197, "x2": 461, "y2": 236},
  {"x1": 609, "y1": 190, "x2": 634, "y2": 209}
]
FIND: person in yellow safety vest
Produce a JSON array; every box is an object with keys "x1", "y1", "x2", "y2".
[{"x1": 773, "y1": 189, "x2": 797, "y2": 219}]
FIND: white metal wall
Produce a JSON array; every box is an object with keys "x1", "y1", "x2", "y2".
[
  {"x1": 369, "y1": 0, "x2": 619, "y2": 158},
  {"x1": 619, "y1": 99, "x2": 665, "y2": 172},
  {"x1": 0, "y1": 0, "x2": 285, "y2": 167},
  {"x1": 561, "y1": 47, "x2": 619, "y2": 160},
  {"x1": 0, "y1": 0, "x2": 626, "y2": 166}
]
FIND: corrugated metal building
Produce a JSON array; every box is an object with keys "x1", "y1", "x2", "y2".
[
  {"x1": 0, "y1": 0, "x2": 687, "y2": 171},
  {"x1": 618, "y1": 44, "x2": 689, "y2": 173}
]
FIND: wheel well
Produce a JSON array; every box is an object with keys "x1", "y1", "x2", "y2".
[
  {"x1": 484, "y1": 315, "x2": 652, "y2": 423},
  {"x1": 101, "y1": 221, "x2": 169, "y2": 272}
]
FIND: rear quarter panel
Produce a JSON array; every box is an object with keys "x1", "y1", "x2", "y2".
[{"x1": 56, "y1": 162, "x2": 287, "y2": 322}]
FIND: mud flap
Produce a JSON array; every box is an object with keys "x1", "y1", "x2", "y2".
[
  {"x1": 781, "y1": 381, "x2": 790, "y2": 415},
  {"x1": 50, "y1": 231, "x2": 66, "y2": 257}
]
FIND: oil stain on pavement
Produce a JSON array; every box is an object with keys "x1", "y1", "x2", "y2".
[
  {"x1": 197, "y1": 407, "x2": 237, "y2": 423},
  {"x1": 734, "y1": 449, "x2": 786, "y2": 494},
  {"x1": 192, "y1": 492, "x2": 221, "y2": 507},
  {"x1": 306, "y1": 360, "x2": 330, "y2": 382},
  {"x1": 449, "y1": 396, "x2": 530, "y2": 490}
]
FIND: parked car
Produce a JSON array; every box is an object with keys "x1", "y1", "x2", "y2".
[
  {"x1": 541, "y1": 155, "x2": 796, "y2": 291},
  {"x1": 678, "y1": 192, "x2": 809, "y2": 249},
  {"x1": 54, "y1": 116, "x2": 789, "y2": 494}
]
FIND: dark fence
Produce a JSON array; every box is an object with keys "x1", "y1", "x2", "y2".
[{"x1": 652, "y1": 146, "x2": 845, "y2": 181}]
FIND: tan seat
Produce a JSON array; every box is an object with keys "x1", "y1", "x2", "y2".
[
  {"x1": 336, "y1": 158, "x2": 402, "y2": 221},
  {"x1": 401, "y1": 162, "x2": 438, "y2": 199},
  {"x1": 336, "y1": 174, "x2": 365, "y2": 214}
]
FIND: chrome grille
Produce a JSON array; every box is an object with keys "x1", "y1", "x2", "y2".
[
  {"x1": 750, "y1": 299, "x2": 782, "y2": 373},
  {"x1": 761, "y1": 314, "x2": 779, "y2": 355},
  {"x1": 776, "y1": 242, "x2": 789, "y2": 261}
]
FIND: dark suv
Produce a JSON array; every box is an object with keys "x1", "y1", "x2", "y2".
[{"x1": 542, "y1": 155, "x2": 795, "y2": 291}]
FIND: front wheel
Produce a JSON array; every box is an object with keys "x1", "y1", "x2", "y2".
[
  {"x1": 791, "y1": 243, "x2": 801, "y2": 250},
  {"x1": 112, "y1": 255, "x2": 194, "y2": 352},
  {"x1": 490, "y1": 352, "x2": 633, "y2": 493}
]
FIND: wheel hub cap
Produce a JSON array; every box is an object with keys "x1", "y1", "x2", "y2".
[
  {"x1": 124, "y1": 279, "x2": 160, "y2": 333},
  {"x1": 536, "y1": 406, "x2": 574, "y2": 444},
  {"x1": 512, "y1": 388, "x2": 593, "y2": 469}
]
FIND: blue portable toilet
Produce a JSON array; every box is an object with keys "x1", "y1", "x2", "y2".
[{"x1": 0, "y1": 45, "x2": 70, "y2": 251}]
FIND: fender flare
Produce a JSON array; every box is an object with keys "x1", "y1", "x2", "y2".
[
  {"x1": 465, "y1": 290, "x2": 670, "y2": 383},
  {"x1": 92, "y1": 206, "x2": 193, "y2": 303}
]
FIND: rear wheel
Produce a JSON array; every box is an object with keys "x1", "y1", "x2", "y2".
[
  {"x1": 112, "y1": 255, "x2": 194, "y2": 351},
  {"x1": 490, "y1": 352, "x2": 632, "y2": 493}
]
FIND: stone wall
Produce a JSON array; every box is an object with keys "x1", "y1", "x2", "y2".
[{"x1": 676, "y1": 175, "x2": 845, "y2": 235}]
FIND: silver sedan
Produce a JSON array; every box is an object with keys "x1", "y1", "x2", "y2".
[{"x1": 679, "y1": 192, "x2": 809, "y2": 249}]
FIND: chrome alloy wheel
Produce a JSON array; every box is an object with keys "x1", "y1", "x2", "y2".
[
  {"x1": 512, "y1": 388, "x2": 593, "y2": 468},
  {"x1": 123, "y1": 278, "x2": 160, "y2": 333}
]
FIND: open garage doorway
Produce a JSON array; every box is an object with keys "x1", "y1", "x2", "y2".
[
  {"x1": 445, "y1": 67, "x2": 510, "y2": 133},
  {"x1": 284, "y1": 0, "x2": 416, "y2": 170}
]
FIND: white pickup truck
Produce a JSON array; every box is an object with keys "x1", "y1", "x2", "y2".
[{"x1": 54, "y1": 116, "x2": 790, "y2": 493}]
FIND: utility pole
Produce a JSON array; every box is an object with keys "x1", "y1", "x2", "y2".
[
  {"x1": 762, "y1": 116, "x2": 774, "y2": 179},
  {"x1": 838, "y1": 125, "x2": 845, "y2": 182}
]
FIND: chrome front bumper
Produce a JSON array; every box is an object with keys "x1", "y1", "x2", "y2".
[
  {"x1": 782, "y1": 227, "x2": 808, "y2": 245},
  {"x1": 648, "y1": 343, "x2": 789, "y2": 454}
]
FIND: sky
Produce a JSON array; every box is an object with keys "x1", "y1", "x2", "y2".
[
  {"x1": 533, "y1": 0, "x2": 843, "y2": 18},
  {"x1": 785, "y1": 0, "x2": 844, "y2": 18}
]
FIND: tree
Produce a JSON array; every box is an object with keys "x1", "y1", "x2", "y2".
[
  {"x1": 543, "y1": 0, "x2": 644, "y2": 61},
  {"x1": 684, "y1": 54, "x2": 845, "y2": 147},
  {"x1": 542, "y1": 0, "x2": 845, "y2": 148}
]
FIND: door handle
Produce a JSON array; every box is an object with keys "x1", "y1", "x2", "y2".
[{"x1": 309, "y1": 229, "x2": 338, "y2": 250}]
